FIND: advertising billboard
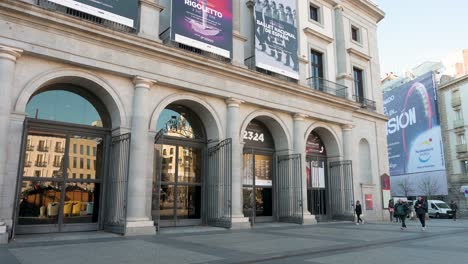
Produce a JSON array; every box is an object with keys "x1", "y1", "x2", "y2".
[
  {"x1": 48, "y1": 0, "x2": 139, "y2": 28},
  {"x1": 384, "y1": 72, "x2": 447, "y2": 196},
  {"x1": 253, "y1": 0, "x2": 299, "y2": 79},
  {"x1": 171, "y1": 0, "x2": 233, "y2": 58}
]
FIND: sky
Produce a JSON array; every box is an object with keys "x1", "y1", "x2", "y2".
[{"x1": 376, "y1": 0, "x2": 468, "y2": 77}]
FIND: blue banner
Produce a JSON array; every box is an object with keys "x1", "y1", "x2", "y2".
[
  {"x1": 171, "y1": 0, "x2": 233, "y2": 58},
  {"x1": 384, "y1": 72, "x2": 447, "y2": 196}
]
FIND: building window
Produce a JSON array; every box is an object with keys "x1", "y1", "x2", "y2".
[
  {"x1": 80, "y1": 173, "x2": 84, "y2": 179},
  {"x1": 310, "y1": 50, "x2": 323, "y2": 79},
  {"x1": 73, "y1": 144, "x2": 77, "y2": 154},
  {"x1": 93, "y1": 147, "x2": 96, "y2": 156},
  {"x1": 80, "y1": 145, "x2": 84, "y2": 155},
  {"x1": 458, "y1": 134, "x2": 466, "y2": 145},
  {"x1": 353, "y1": 67, "x2": 364, "y2": 100},
  {"x1": 72, "y1": 173, "x2": 76, "y2": 179},
  {"x1": 87, "y1": 174, "x2": 91, "y2": 179},
  {"x1": 351, "y1": 25, "x2": 360, "y2": 42},
  {"x1": 455, "y1": 109, "x2": 463, "y2": 120},
  {"x1": 462, "y1": 160, "x2": 468, "y2": 174},
  {"x1": 87, "y1": 159, "x2": 91, "y2": 170},
  {"x1": 80, "y1": 158, "x2": 84, "y2": 169},
  {"x1": 34, "y1": 170, "x2": 41, "y2": 177},
  {"x1": 86, "y1": 146, "x2": 90, "y2": 156},
  {"x1": 309, "y1": 4, "x2": 319, "y2": 22},
  {"x1": 73, "y1": 157, "x2": 77, "y2": 168},
  {"x1": 170, "y1": 148, "x2": 174, "y2": 155}
]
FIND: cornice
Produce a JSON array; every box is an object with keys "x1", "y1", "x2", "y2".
[
  {"x1": 139, "y1": 0, "x2": 164, "y2": 11},
  {"x1": 347, "y1": 47, "x2": 371, "y2": 61},
  {"x1": 303, "y1": 27, "x2": 334, "y2": 43},
  {"x1": 439, "y1": 74, "x2": 468, "y2": 90},
  {"x1": 345, "y1": 0, "x2": 385, "y2": 23}
]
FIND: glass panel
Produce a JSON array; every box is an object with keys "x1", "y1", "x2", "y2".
[
  {"x1": 67, "y1": 136, "x2": 103, "y2": 179},
  {"x1": 177, "y1": 146, "x2": 201, "y2": 183},
  {"x1": 243, "y1": 187, "x2": 254, "y2": 218},
  {"x1": 255, "y1": 187, "x2": 273, "y2": 217},
  {"x1": 18, "y1": 180, "x2": 61, "y2": 225},
  {"x1": 243, "y1": 153, "x2": 254, "y2": 186},
  {"x1": 156, "y1": 107, "x2": 204, "y2": 139},
  {"x1": 23, "y1": 134, "x2": 66, "y2": 178},
  {"x1": 26, "y1": 90, "x2": 103, "y2": 127},
  {"x1": 176, "y1": 185, "x2": 201, "y2": 219},
  {"x1": 254, "y1": 155, "x2": 272, "y2": 187},
  {"x1": 159, "y1": 185, "x2": 176, "y2": 220},
  {"x1": 161, "y1": 145, "x2": 177, "y2": 183},
  {"x1": 63, "y1": 182, "x2": 100, "y2": 224}
]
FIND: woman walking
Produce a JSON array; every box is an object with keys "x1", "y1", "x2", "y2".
[{"x1": 355, "y1": 200, "x2": 363, "y2": 225}]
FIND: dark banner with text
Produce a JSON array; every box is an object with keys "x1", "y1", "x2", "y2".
[
  {"x1": 171, "y1": 0, "x2": 233, "y2": 58},
  {"x1": 254, "y1": 0, "x2": 298, "y2": 79}
]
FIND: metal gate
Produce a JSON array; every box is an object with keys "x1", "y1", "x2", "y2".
[
  {"x1": 328, "y1": 160, "x2": 354, "y2": 220},
  {"x1": 103, "y1": 133, "x2": 131, "y2": 234},
  {"x1": 205, "y1": 139, "x2": 232, "y2": 228},
  {"x1": 275, "y1": 154, "x2": 303, "y2": 224},
  {"x1": 153, "y1": 129, "x2": 165, "y2": 231}
]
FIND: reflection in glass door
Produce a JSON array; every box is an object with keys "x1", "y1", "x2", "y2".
[
  {"x1": 154, "y1": 144, "x2": 202, "y2": 226},
  {"x1": 17, "y1": 126, "x2": 105, "y2": 234},
  {"x1": 242, "y1": 152, "x2": 273, "y2": 223}
]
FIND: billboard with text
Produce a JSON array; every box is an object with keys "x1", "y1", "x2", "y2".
[
  {"x1": 48, "y1": 0, "x2": 138, "y2": 28},
  {"x1": 253, "y1": 0, "x2": 298, "y2": 79},
  {"x1": 384, "y1": 72, "x2": 447, "y2": 196},
  {"x1": 171, "y1": 0, "x2": 233, "y2": 58}
]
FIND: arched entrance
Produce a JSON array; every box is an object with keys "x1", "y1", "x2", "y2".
[
  {"x1": 16, "y1": 85, "x2": 112, "y2": 234},
  {"x1": 306, "y1": 131, "x2": 328, "y2": 221},
  {"x1": 152, "y1": 104, "x2": 205, "y2": 227},
  {"x1": 242, "y1": 119, "x2": 275, "y2": 223}
]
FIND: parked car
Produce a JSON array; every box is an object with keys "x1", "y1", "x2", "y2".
[{"x1": 427, "y1": 200, "x2": 454, "y2": 218}]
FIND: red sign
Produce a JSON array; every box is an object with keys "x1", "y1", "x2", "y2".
[{"x1": 365, "y1": 194, "x2": 373, "y2": 210}]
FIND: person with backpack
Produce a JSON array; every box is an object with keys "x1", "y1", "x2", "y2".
[
  {"x1": 414, "y1": 196, "x2": 428, "y2": 231},
  {"x1": 394, "y1": 199, "x2": 409, "y2": 230}
]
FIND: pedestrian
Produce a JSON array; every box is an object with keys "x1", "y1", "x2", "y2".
[
  {"x1": 414, "y1": 196, "x2": 428, "y2": 231},
  {"x1": 355, "y1": 200, "x2": 363, "y2": 225},
  {"x1": 450, "y1": 200, "x2": 458, "y2": 221},
  {"x1": 394, "y1": 199, "x2": 409, "y2": 230},
  {"x1": 388, "y1": 199, "x2": 395, "y2": 222}
]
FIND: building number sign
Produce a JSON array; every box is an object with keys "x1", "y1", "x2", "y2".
[{"x1": 243, "y1": 130, "x2": 265, "y2": 142}]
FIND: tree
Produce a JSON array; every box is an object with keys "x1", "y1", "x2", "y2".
[
  {"x1": 392, "y1": 176, "x2": 414, "y2": 197},
  {"x1": 418, "y1": 176, "x2": 440, "y2": 199}
]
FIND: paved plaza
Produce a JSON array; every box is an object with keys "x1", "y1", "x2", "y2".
[{"x1": 1, "y1": 219, "x2": 468, "y2": 264}]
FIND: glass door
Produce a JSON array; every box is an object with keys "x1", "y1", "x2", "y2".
[
  {"x1": 306, "y1": 156, "x2": 328, "y2": 221},
  {"x1": 16, "y1": 122, "x2": 107, "y2": 234}
]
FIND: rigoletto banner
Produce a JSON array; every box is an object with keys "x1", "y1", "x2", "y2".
[
  {"x1": 48, "y1": 0, "x2": 138, "y2": 28},
  {"x1": 384, "y1": 72, "x2": 447, "y2": 196},
  {"x1": 171, "y1": 0, "x2": 233, "y2": 58},
  {"x1": 254, "y1": 0, "x2": 298, "y2": 79}
]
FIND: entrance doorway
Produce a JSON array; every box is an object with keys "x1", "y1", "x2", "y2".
[
  {"x1": 152, "y1": 105, "x2": 205, "y2": 227},
  {"x1": 242, "y1": 119, "x2": 275, "y2": 224},
  {"x1": 16, "y1": 89, "x2": 111, "y2": 234},
  {"x1": 306, "y1": 132, "x2": 328, "y2": 221}
]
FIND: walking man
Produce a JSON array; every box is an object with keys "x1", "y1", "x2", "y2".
[
  {"x1": 450, "y1": 200, "x2": 458, "y2": 221},
  {"x1": 355, "y1": 200, "x2": 363, "y2": 225},
  {"x1": 414, "y1": 196, "x2": 428, "y2": 231},
  {"x1": 394, "y1": 199, "x2": 409, "y2": 230}
]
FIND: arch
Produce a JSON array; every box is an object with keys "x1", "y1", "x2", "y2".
[
  {"x1": 15, "y1": 68, "x2": 128, "y2": 129},
  {"x1": 149, "y1": 93, "x2": 223, "y2": 142},
  {"x1": 240, "y1": 110, "x2": 291, "y2": 153},
  {"x1": 358, "y1": 138, "x2": 372, "y2": 184},
  {"x1": 305, "y1": 122, "x2": 342, "y2": 160}
]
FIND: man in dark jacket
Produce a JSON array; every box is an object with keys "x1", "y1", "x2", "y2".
[
  {"x1": 394, "y1": 199, "x2": 409, "y2": 230},
  {"x1": 414, "y1": 196, "x2": 428, "y2": 231},
  {"x1": 355, "y1": 200, "x2": 363, "y2": 225},
  {"x1": 450, "y1": 200, "x2": 458, "y2": 221}
]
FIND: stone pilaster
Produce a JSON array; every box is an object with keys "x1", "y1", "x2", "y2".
[
  {"x1": 334, "y1": 5, "x2": 353, "y2": 100},
  {"x1": 232, "y1": 0, "x2": 247, "y2": 68},
  {"x1": 225, "y1": 98, "x2": 249, "y2": 228},
  {"x1": 126, "y1": 76, "x2": 156, "y2": 235},
  {"x1": 341, "y1": 124, "x2": 354, "y2": 161},
  {"x1": 138, "y1": 0, "x2": 164, "y2": 42}
]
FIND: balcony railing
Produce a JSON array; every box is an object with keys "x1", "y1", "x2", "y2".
[
  {"x1": 55, "y1": 146, "x2": 65, "y2": 153},
  {"x1": 37, "y1": 146, "x2": 49, "y2": 152},
  {"x1": 24, "y1": 161, "x2": 32, "y2": 167},
  {"x1": 307, "y1": 77, "x2": 348, "y2": 99},
  {"x1": 36, "y1": 0, "x2": 136, "y2": 33},
  {"x1": 353, "y1": 95, "x2": 377, "y2": 111},
  {"x1": 456, "y1": 144, "x2": 467, "y2": 153},
  {"x1": 26, "y1": 145, "x2": 34, "y2": 151},
  {"x1": 454, "y1": 119, "x2": 465, "y2": 129},
  {"x1": 244, "y1": 56, "x2": 298, "y2": 83},
  {"x1": 35, "y1": 161, "x2": 48, "y2": 167},
  {"x1": 159, "y1": 28, "x2": 231, "y2": 64}
]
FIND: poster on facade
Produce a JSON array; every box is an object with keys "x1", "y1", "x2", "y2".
[
  {"x1": 253, "y1": 0, "x2": 299, "y2": 79},
  {"x1": 384, "y1": 72, "x2": 448, "y2": 196},
  {"x1": 171, "y1": 0, "x2": 232, "y2": 58},
  {"x1": 365, "y1": 194, "x2": 373, "y2": 210},
  {"x1": 47, "y1": 0, "x2": 138, "y2": 28}
]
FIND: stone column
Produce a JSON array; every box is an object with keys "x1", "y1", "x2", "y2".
[
  {"x1": 126, "y1": 77, "x2": 156, "y2": 235},
  {"x1": 138, "y1": 0, "x2": 164, "y2": 42},
  {"x1": 334, "y1": 5, "x2": 353, "y2": 100},
  {"x1": 293, "y1": 114, "x2": 317, "y2": 224},
  {"x1": 0, "y1": 45, "x2": 22, "y2": 244},
  {"x1": 232, "y1": 0, "x2": 247, "y2": 68},
  {"x1": 226, "y1": 98, "x2": 249, "y2": 228}
]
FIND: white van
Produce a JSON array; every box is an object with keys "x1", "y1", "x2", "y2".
[{"x1": 427, "y1": 200, "x2": 454, "y2": 218}]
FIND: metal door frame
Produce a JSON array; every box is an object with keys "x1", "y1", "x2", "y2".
[
  {"x1": 328, "y1": 160, "x2": 354, "y2": 221},
  {"x1": 307, "y1": 155, "x2": 328, "y2": 219}
]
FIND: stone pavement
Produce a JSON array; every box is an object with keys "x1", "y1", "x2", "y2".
[{"x1": 1, "y1": 219, "x2": 468, "y2": 264}]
